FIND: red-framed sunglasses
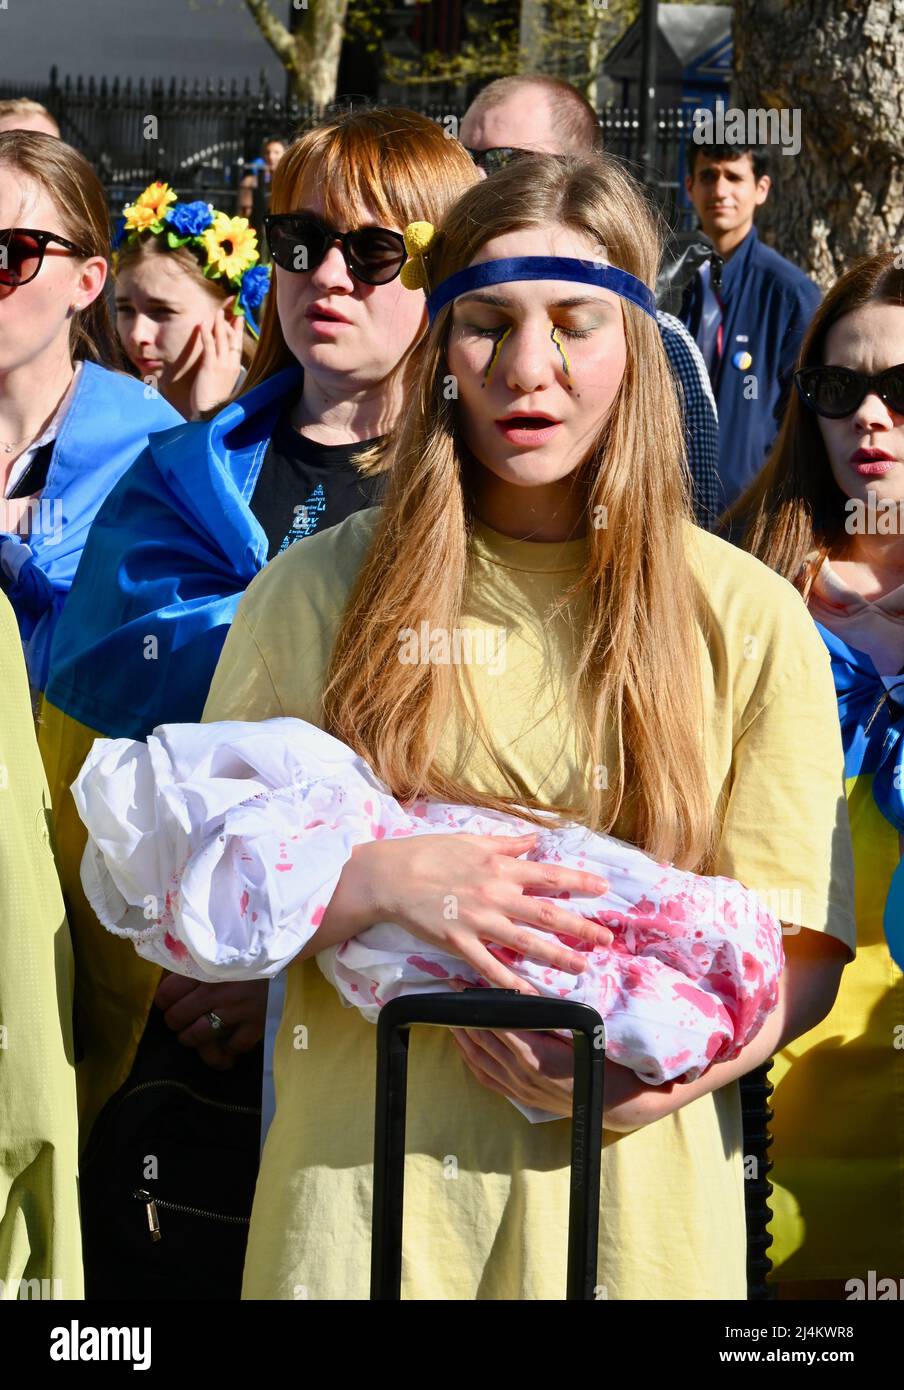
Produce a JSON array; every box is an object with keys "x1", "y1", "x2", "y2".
[{"x1": 0, "y1": 227, "x2": 90, "y2": 287}]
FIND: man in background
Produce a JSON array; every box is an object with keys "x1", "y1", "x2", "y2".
[
  {"x1": 237, "y1": 135, "x2": 287, "y2": 223},
  {"x1": 682, "y1": 142, "x2": 821, "y2": 510},
  {"x1": 460, "y1": 76, "x2": 722, "y2": 529}
]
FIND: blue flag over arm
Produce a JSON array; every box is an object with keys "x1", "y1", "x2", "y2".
[{"x1": 45, "y1": 365, "x2": 303, "y2": 740}]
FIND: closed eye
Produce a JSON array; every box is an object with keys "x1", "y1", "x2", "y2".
[{"x1": 464, "y1": 323, "x2": 595, "y2": 340}]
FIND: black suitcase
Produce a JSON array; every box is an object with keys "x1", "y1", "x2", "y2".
[{"x1": 371, "y1": 989, "x2": 606, "y2": 1300}]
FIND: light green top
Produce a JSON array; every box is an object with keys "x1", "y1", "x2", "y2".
[{"x1": 0, "y1": 594, "x2": 82, "y2": 1300}]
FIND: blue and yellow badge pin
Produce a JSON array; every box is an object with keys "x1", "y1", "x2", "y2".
[{"x1": 732, "y1": 349, "x2": 753, "y2": 371}]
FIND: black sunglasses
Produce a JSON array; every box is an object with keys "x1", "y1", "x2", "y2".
[
  {"x1": 264, "y1": 213, "x2": 407, "y2": 286},
  {"x1": 0, "y1": 227, "x2": 89, "y2": 287},
  {"x1": 464, "y1": 146, "x2": 532, "y2": 174},
  {"x1": 795, "y1": 363, "x2": 904, "y2": 419}
]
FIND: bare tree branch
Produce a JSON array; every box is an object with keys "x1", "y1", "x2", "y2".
[{"x1": 243, "y1": 0, "x2": 350, "y2": 104}]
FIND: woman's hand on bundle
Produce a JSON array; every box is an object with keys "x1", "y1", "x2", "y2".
[
  {"x1": 449, "y1": 1026, "x2": 663, "y2": 1131},
  {"x1": 188, "y1": 297, "x2": 245, "y2": 418},
  {"x1": 154, "y1": 971, "x2": 268, "y2": 1070},
  {"x1": 450, "y1": 1026, "x2": 577, "y2": 1117},
  {"x1": 321, "y1": 831, "x2": 613, "y2": 991}
]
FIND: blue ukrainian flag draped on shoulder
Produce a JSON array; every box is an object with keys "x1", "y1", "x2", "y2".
[
  {"x1": 38, "y1": 365, "x2": 303, "y2": 1133},
  {"x1": 45, "y1": 364, "x2": 303, "y2": 738},
  {"x1": 767, "y1": 621, "x2": 904, "y2": 1286},
  {"x1": 820, "y1": 622, "x2": 904, "y2": 834},
  {"x1": 1, "y1": 362, "x2": 181, "y2": 695}
]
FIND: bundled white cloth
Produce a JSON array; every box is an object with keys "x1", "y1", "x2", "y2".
[{"x1": 73, "y1": 718, "x2": 783, "y2": 1099}]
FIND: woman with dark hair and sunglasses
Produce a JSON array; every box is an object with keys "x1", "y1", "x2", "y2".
[
  {"x1": 735, "y1": 250, "x2": 904, "y2": 1298},
  {"x1": 37, "y1": 107, "x2": 477, "y2": 1300},
  {"x1": 0, "y1": 132, "x2": 181, "y2": 698}
]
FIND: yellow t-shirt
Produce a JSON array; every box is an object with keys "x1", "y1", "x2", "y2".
[{"x1": 203, "y1": 509, "x2": 856, "y2": 1300}]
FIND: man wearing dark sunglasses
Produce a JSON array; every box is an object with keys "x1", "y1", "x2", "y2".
[
  {"x1": 459, "y1": 74, "x2": 723, "y2": 530},
  {"x1": 460, "y1": 74, "x2": 599, "y2": 174}
]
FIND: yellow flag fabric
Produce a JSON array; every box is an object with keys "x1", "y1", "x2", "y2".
[
  {"x1": 37, "y1": 699, "x2": 162, "y2": 1139},
  {"x1": 0, "y1": 594, "x2": 83, "y2": 1299},
  {"x1": 768, "y1": 773, "x2": 904, "y2": 1282},
  {"x1": 203, "y1": 509, "x2": 856, "y2": 1300}
]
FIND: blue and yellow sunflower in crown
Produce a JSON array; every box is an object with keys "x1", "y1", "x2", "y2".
[{"x1": 111, "y1": 182, "x2": 272, "y2": 338}]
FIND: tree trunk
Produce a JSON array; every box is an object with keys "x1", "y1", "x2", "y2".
[
  {"x1": 732, "y1": 0, "x2": 904, "y2": 289},
  {"x1": 244, "y1": 0, "x2": 349, "y2": 106}
]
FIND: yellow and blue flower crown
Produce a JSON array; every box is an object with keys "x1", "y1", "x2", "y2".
[{"x1": 111, "y1": 182, "x2": 272, "y2": 338}]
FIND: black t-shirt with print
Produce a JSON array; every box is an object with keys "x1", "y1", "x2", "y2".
[{"x1": 250, "y1": 410, "x2": 385, "y2": 560}]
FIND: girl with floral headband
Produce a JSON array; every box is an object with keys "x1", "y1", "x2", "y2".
[
  {"x1": 175, "y1": 152, "x2": 856, "y2": 1300},
  {"x1": 112, "y1": 181, "x2": 270, "y2": 420}
]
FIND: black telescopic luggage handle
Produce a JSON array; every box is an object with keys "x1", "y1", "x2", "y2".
[{"x1": 371, "y1": 989, "x2": 606, "y2": 1300}]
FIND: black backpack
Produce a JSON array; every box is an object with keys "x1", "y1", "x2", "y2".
[{"x1": 79, "y1": 1007, "x2": 263, "y2": 1300}]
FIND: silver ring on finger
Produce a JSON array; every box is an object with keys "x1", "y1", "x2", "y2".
[{"x1": 206, "y1": 1010, "x2": 225, "y2": 1032}]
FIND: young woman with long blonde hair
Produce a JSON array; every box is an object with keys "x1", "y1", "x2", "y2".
[{"x1": 201, "y1": 154, "x2": 856, "y2": 1299}]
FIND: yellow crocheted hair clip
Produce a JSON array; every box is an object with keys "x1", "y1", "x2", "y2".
[{"x1": 399, "y1": 221, "x2": 436, "y2": 291}]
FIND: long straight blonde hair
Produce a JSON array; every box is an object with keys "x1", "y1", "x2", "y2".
[{"x1": 323, "y1": 154, "x2": 716, "y2": 871}]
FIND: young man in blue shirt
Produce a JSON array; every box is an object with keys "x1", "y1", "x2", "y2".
[{"x1": 681, "y1": 143, "x2": 821, "y2": 512}]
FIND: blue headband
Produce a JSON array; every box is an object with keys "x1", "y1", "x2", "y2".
[{"x1": 426, "y1": 256, "x2": 657, "y2": 325}]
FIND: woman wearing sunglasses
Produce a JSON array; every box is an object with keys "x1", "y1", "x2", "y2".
[
  {"x1": 736, "y1": 250, "x2": 904, "y2": 1298},
  {"x1": 190, "y1": 154, "x2": 855, "y2": 1300},
  {"x1": 0, "y1": 131, "x2": 181, "y2": 697},
  {"x1": 37, "y1": 107, "x2": 477, "y2": 1301}
]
